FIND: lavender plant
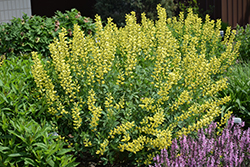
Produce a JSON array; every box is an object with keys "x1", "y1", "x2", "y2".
[{"x1": 150, "y1": 116, "x2": 250, "y2": 167}]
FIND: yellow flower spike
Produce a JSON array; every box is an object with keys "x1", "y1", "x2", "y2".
[
  {"x1": 96, "y1": 139, "x2": 109, "y2": 155},
  {"x1": 30, "y1": 4, "x2": 240, "y2": 165}
]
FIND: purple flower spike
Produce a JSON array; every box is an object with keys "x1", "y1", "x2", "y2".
[{"x1": 151, "y1": 115, "x2": 250, "y2": 167}]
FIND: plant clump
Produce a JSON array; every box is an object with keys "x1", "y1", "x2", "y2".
[{"x1": 31, "y1": 5, "x2": 239, "y2": 166}]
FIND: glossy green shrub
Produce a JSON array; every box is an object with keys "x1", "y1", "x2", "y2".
[{"x1": 0, "y1": 9, "x2": 95, "y2": 58}]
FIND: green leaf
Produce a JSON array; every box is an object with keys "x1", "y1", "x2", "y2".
[
  {"x1": 0, "y1": 92, "x2": 8, "y2": 103},
  {"x1": 56, "y1": 148, "x2": 73, "y2": 156},
  {"x1": 33, "y1": 143, "x2": 47, "y2": 150},
  {"x1": 24, "y1": 157, "x2": 36, "y2": 166},
  {"x1": 0, "y1": 79, "x2": 3, "y2": 87},
  {"x1": 65, "y1": 162, "x2": 80, "y2": 167},
  {"x1": 8, "y1": 130, "x2": 27, "y2": 144},
  {"x1": 0, "y1": 146, "x2": 10, "y2": 152},
  {"x1": 46, "y1": 157, "x2": 55, "y2": 167},
  {"x1": 8, "y1": 152, "x2": 29, "y2": 157}
]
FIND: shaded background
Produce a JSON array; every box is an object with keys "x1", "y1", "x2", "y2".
[{"x1": 31, "y1": 0, "x2": 96, "y2": 18}]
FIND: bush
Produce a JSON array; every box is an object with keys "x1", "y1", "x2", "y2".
[
  {"x1": 235, "y1": 24, "x2": 250, "y2": 62},
  {"x1": 94, "y1": 0, "x2": 176, "y2": 27},
  {"x1": 150, "y1": 115, "x2": 250, "y2": 166},
  {"x1": 31, "y1": 5, "x2": 239, "y2": 165},
  {"x1": 0, "y1": 9, "x2": 95, "y2": 59}
]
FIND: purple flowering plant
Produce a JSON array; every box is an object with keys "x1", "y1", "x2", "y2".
[{"x1": 150, "y1": 116, "x2": 250, "y2": 167}]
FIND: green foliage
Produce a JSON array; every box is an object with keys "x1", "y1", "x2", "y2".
[
  {"x1": 94, "y1": 0, "x2": 177, "y2": 27},
  {"x1": 177, "y1": 0, "x2": 214, "y2": 20},
  {"x1": 219, "y1": 61, "x2": 250, "y2": 130},
  {"x1": 31, "y1": 7, "x2": 239, "y2": 165},
  {"x1": 0, "y1": 115, "x2": 78, "y2": 167},
  {"x1": 178, "y1": 0, "x2": 199, "y2": 15},
  {"x1": 0, "y1": 55, "x2": 49, "y2": 123},
  {"x1": 221, "y1": 21, "x2": 230, "y2": 32},
  {"x1": 0, "y1": 51, "x2": 78, "y2": 166},
  {"x1": 0, "y1": 9, "x2": 95, "y2": 58},
  {"x1": 54, "y1": 9, "x2": 96, "y2": 36},
  {"x1": 235, "y1": 24, "x2": 250, "y2": 62}
]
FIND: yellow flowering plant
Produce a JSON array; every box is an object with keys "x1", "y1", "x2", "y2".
[{"x1": 31, "y1": 5, "x2": 239, "y2": 166}]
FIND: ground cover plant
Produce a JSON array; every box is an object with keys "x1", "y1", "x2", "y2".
[
  {"x1": 150, "y1": 115, "x2": 250, "y2": 166},
  {"x1": 30, "y1": 5, "x2": 240, "y2": 166}
]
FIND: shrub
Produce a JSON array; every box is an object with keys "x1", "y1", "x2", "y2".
[
  {"x1": 94, "y1": 0, "x2": 176, "y2": 27},
  {"x1": 0, "y1": 9, "x2": 95, "y2": 59},
  {"x1": 235, "y1": 24, "x2": 250, "y2": 62},
  {"x1": 150, "y1": 115, "x2": 250, "y2": 166},
  {"x1": 31, "y1": 5, "x2": 239, "y2": 165}
]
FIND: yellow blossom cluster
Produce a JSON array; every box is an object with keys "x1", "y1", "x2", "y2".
[
  {"x1": 87, "y1": 89, "x2": 102, "y2": 131},
  {"x1": 31, "y1": 52, "x2": 61, "y2": 115},
  {"x1": 32, "y1": 28, "x2": 84, "y2": 129},
  {"x1": 31, "y1": 4, "x2": 240, "y2": 165},
  {"x1": 83, "y1": 138, "x2": 92, "y2": 147},
  {"x1": 216, "y1": 110, "x2": 233, "y2": 136},
  {"x1": 96, "y1": 139, "x2": 109, "y2": 155},
  {"x1": 139, "y1": 97, "x2": 156, "y2": 111},
  {"x1": 104, "y1": 92, "x2": 116, "y2": 119},
  {"x1": 0, "y1": 55, "x2": 5, "y2": 66},
  {"x1": 109, "y1": 121, "x2": 135, "y2": 139}
]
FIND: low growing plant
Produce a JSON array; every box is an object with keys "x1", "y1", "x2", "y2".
[
  {"x1": 31, "y1": 5, "x2": 239, "y2": 165},
  {"x1": 219, "y1": 61, "x2": 250, "y2": 130},
  {"x1": 0, "y1": 115, "x2": 78, "y2": 166},
  {"x1": 150, "y1": 115, "x2": 250, "y2": 166}
]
